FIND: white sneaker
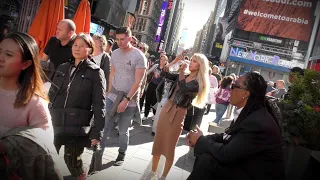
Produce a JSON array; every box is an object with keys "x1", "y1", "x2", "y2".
[{"x1": 143, "y1": 171, "x2": 157, "y2": 180}]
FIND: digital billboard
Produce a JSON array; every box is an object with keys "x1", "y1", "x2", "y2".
[
  {"x1": 237, "y1": 0, "x2": 315, "y2": 42},
  {"x1": 154, "y1": 1, "x2": 168, "y2": 42}
]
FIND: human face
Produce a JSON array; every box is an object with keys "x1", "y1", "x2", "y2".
[
  {"x1": 188, "y1": 57, "x2": 200, "y2": 72},
  {"x1": 230, "y1": 75, "x2": 250, "y2": 108},
  {"x1": 72, "y1": 38, "x2": 91, "y2": 60},
  {"x1": 106, "y1": 44, "x2": 112, "y2": 53},
  {"x1": 277, "y1": 81, "x2": 284, "y2": 89},
  {"x1": 0, "y1": 38, "x2": 31, "y2": 78},
  {"x1": 93, "y1": 38, "x2": 102, "y2": 52},
  {"x1": 138, "y1": 44, "x2": 145, "y2": 53},
  {"x1": 160, "y1": 56, "x2": 167, "y2": 66},
  {"x1": 212, "y1": 67, "x2": 218, "y2": 74},
  {"x1": 116, "y1": 34, "x2": 132, "y2": 49},
  {"x1": 131, "y1": 39, "x2": 137, "y2": 47},
  {"x1": 56, "y1": 22, "x2": 70, "y2": 40}
]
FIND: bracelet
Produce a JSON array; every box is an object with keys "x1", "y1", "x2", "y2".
[{"x1": 124, "y1": 96, "x2": 131, "y2": 101}]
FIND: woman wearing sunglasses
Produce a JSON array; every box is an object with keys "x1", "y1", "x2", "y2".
[
  {"x1": 214, "y1": 76, "x2": 233, "y2": 124},
  {"x1": 187, "y1": 72, "x2": 284, "y2": 179}
]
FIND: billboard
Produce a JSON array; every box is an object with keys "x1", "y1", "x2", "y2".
[
  {"x1": 237, "y1": 0, "x2": 315, "y2": 42},
  {"x1": 154, "y1": 1, "x2": 168, "y2": 42}
]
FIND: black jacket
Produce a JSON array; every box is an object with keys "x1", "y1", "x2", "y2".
[
  {"x1": 158, "y1": 71, "x2": 199, "y2": 108},
  {"x1": 49, "y1": 59, "x2": 106, "y2": 147},
  {"x1": 97, "y1": 52, "x2": 110, "y2": 90},
  {"x1": 194, "y1": 107, "x2": 284, "y2": 180}
]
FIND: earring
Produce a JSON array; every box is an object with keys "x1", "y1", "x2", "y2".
[{"x1": 242, "y1": 96, "x2": 245, "y2": 99}]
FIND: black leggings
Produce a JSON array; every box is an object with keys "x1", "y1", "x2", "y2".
[{"x1": 144, "y1": 82, "x2": 158, "y2": 117}]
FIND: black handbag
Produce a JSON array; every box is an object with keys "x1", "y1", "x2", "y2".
[{"x1": 50, "y1": 108, "x2": 93, "y2": 137}]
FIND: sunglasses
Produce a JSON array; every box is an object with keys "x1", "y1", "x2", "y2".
[{"x1": 231, "y1": 83, "x2": 246, "y2": 90}]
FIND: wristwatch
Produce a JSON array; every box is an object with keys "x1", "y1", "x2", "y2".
[{"x1": 124, "y1": 96, "x2": 131, "y2": 101}]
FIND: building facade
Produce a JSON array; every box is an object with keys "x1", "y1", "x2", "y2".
[
  {"x1": 220, "y1": 0, "x2": 317, "y2": 84},
  {"x1": 132, "y1": 0, "x2": 163, "y2": 51},
  {"x1": 164, "y1": 0, "x2": 184, "y2": 55}
]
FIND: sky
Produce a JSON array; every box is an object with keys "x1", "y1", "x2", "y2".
[{"x1": 180, "y1": 0, "x2": 216, "y2": 48}]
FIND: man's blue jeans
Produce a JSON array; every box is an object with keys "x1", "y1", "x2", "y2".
[
  {"x1": 100, "y1": 98, "x2": 137, "y2": 153},
  {"x1": 90, "y1": 98, "x2": 137, "y2": 172}
]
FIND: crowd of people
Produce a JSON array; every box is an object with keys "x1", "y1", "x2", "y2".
[{"x1": 0, "y1": 18, "x2": 304, "y2": 180}]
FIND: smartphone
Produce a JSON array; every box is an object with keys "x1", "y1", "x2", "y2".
[{"x1": 183, "y1": 49, "x2": 189, "y2": 55}]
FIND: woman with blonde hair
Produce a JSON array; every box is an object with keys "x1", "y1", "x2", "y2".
[{"x1": 148, "y1": 52, "x2": 210, "y2": 179}]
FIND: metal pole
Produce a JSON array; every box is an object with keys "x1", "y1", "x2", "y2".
[{"x1": 304, "y1": 1, "x2": 320, "y2": 69}]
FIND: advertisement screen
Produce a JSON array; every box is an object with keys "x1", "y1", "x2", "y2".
[
  {"x1": 154, "y1": 1, "x2": 168, "y2": 42},
  {"x1": 90, "y1": 22, "x2": 104, "y2": 35},
  {"x1": 237, "y1": 0, "x2": 315, "y2": 42}
]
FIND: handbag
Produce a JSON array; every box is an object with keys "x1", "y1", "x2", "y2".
[{"x1": 50, "y1": 108, "x2": 93, "y2": 137}]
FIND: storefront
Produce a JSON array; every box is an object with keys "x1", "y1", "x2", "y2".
[{"x1": 225, "y1": 47, "x2": 305, "y2": 86}]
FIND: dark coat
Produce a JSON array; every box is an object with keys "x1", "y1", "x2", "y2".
[
  {"x1": 191, "y1": 107, "x2": 285, "y2": 180},
  {"x1": 0, "y1": 127, "x2": 62, "y2": 180},
  {"x1": 158, "y1": 71, "x2": 199, "y2": 108},
  {"x1": 49, "y1": 59, "x2": 106, "y2": 147},
  {"x1": 98, "y1": 52, "x2": 111, "y2": 90}
]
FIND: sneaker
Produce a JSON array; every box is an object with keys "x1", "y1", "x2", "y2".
[
  {"x1": 77, "y1": 172, "x2": 87, "y2": 180},
  {"x1": 143, "y1": 171, "x2": 158, "y2": 180},
  {"x1": 114, "y1": 152, "x2": 125, "y2": 166},
  {"x1": 142, "y1": 116, "x2": 148, "y2": 121}
]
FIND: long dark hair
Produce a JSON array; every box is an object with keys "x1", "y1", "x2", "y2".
[
  {"x1": 226, "y1": 72, "x2": 280, "y2": 133},
  {"x1": 4, "y1": 32, "x2": 47, "y2": 108},
  {"x1": 220, "y1": 76, "x2": 233, "y2": 89}
]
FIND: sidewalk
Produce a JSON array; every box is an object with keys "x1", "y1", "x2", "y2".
[{"x1": 58, "y1": 108, "x2": 230, "y2": 180}]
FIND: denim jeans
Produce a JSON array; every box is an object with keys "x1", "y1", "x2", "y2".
[
  {"x1": 100, "y1": 98, "x2": 137, "y2": 153},
  {"x1": 90, "y1": 98, "x2": 137, "y2": 172},
  {"x1": 214, "y1": 103, "x2": 228, "y2": 124}
]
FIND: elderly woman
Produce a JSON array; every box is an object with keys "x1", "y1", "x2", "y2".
[{"x1": 187, "y1": 72, "x2": 284, "y2": 180}]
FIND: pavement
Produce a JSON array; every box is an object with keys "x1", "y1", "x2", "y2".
[{"x1": 57, "y1": 107, "x2": 234, "y2": 180}]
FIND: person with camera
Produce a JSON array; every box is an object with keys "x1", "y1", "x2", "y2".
[{"x1": 148, "y1": 52, "x2": 210, "y2": 179}]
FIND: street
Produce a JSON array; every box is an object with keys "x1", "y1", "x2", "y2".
[{"x1": 57, "y1": 108, "x2": 229, "y2": 180}]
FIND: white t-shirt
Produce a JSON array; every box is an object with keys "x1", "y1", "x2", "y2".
[{"x1": 92, "y1": 53, "x2": 104, "y2": 67}]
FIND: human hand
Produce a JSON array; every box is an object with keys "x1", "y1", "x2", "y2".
[
  {"x1": 179, "y1": 63, "x2": 188, "y2": 73},
  {"x1": 91, "y1": 139, "x2": 100, "y2": 146},
  {"x1": 187, "y1": 125, "x2": 203, "y2": 147},
  {"x1": 117, "y1": 99, "x2": 129, "y2": 113}
]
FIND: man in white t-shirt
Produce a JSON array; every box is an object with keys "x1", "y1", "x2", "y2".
[{"x1": 90, "y1": 27, "x2": 147, "y2": 172}]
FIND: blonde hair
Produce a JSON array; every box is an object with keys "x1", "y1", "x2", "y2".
[
  {"x1": 93, "y1": 34, "x2": 107, "y2": 51},
  {"x1": 191, "y1": 53, "x2": 210, "y2": 108}
]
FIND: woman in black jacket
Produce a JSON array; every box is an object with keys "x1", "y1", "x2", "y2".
[
  {"x1": 49, "y1": 33, "x2": 106, "y2": 179},
  {"x1": 187, "y1": 72, "x2": 284, "y2": 180},
  {"x1": 149, "y1": 53, "x2": 210, "y2": 179}
]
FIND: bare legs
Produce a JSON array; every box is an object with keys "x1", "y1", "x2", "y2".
[
  {"x1": 162, "y1": 157, "x2": 174, "y2": 178},
  {"x1": 152, "y1": 155, "x2": 161, "y2": 172},
  {"x1": 152, "y1": 155, "x2": 174, "y2": 179}
]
